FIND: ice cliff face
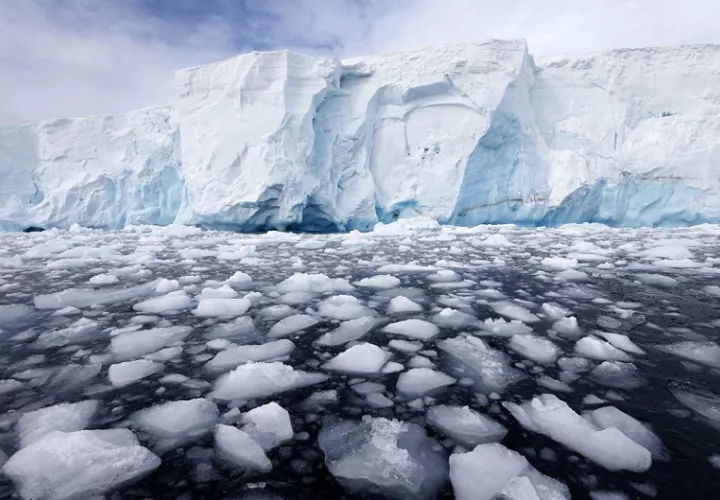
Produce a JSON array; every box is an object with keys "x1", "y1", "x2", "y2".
[
  {"x1": 0, "y1": 107, "x2": 181, "y2": 230},
  {"x1": 2, "y1": 41, "x2": 719, "y2": 231}
]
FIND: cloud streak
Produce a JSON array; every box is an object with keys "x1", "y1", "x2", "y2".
[{"x1": 1, "y1": 0, "x2": 718, "y2": 125}]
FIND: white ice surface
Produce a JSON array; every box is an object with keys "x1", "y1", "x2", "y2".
[
  {"x1": 504, "y1": 394, "x2": 652, "y2": 472},
  {"x1": 2, "y1": 429, "x2": 160, "y2": 500}
]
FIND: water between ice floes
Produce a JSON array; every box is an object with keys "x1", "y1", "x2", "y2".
[{"x1": 0, "y1": 222, "x2": 719, "y2": 499}]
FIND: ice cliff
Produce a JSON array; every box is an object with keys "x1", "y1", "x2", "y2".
[{"x1": 2, "y1": 40, "x2": 719, "y2": 231}]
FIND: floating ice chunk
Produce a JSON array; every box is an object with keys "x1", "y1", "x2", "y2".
[
  {"x1": 387, "y1": 296, "x2": 423, "y2": 315},
  {"x1": 34, "y1": 282, "x2": 156, "y2": 309},
  {"x1": 552, "y1": 317, "x2": 581, "y2": 337},
  {"x1": 227, "y1": 271, "x2": 253, "y2": 288},
  {"x1": 144, "y1": 346, "x2": 183, "y2": 362},
  {"x1": 476, "y1": 288, "x2": 506, "y2": 300},
  {"x1": 490, "y1": 301, "x2": 540, "y2": 323},
  {"x1": 131, "y1": 398, "x2": 219, "y2": 453},
  {"x1": 541, "y1": 257, "x2": 578, "y2": 270},
  {"x1": 537, "y1": 375, "x2": 574, "y2": 393},
  {"x1": 450, "y1": 442, "x2": 570, "y2": 500},
  {"x1": 556, "y1": 269, "x2": 588, "y2": 281},
  {"x1": 596, "y1": 316, "x2": 621, "y2": 329},
  {"x1": 214, "y1": 424, "x2": 272, "y2": 472},
  {"x1": 509, "y1": 335, "x2": 560, "y2": 364},
  {"x1": 575, "y1": 336, "x2": 633, "y2": 362},
  {"x1": 635, "y1": 274, "x2": 678, "y2": 287},
  {"x1": 47, "y1": 364, "x2": 102, "y2": 393},
  {"x1": 388, "y1": 339, "x2": 423, "y2": 353},
  {"x1": 449, "y1": 443, "x2": 528, "y2": 500},
  {"x1": 430, "y1": 279, "x2": 476, "y2": 290},
  {"x1": 0, "y1": 304, "x2": 33, "y2": 329},
  {"x1": 204, "y1": 316, "x2": 256, "y2": 341},
  {"x1": 356, "y1": 275, "x2": 401, "y2": 289},
  {"x1": 657, "y1": 341, "x2": 720, "y2": 368},
  {"x1": 396, "y1": 368, "x2": 455, "y2": 397},
  {"x1": 317, "y1": 295, "x2": 373, "y2": 320},
  {"x1": 315, "y1": 317, "x2": 379, "y2": 346},
  {"x1": 197, "y1": 284, "x2": 239, "y2": 299},
  {"x1": 323, "y1": 343, "x2": 392, "y2": 375},
  {"x1": 584, "y1": 407, "x2": 668, "y2": 459},
  {"x1": 558, "y1": 356, "x2": 592, "y2": 373},
  {"x1": 212, "y1": 362, "x2": 328, "y2": 402},
  {"x1": 207, "y1": 338, "x2": 231, "y2": 350},
  {"x1": 367, "y1": 393, "x2": 394, "y2": 408},
  {"x1": 426, "y1": 405, "x2": 507, "y2": 447},
  {"x1": 376, "y1": 263, "x2": 438, "y2": 273},
  {"x1": 432, "y1": 308, "x2": 478, "y2": 328},
  {"x1": 52, "y1": 306, "x2": 81, "y2": 316},
  {"x1": 597, "y1": 332, "x2": 645, "y2": 355},
  {"x1": 88, "y1": 273, "x2": 119, "y2": 285},
  {"x1": 295, "y1": 238, "x2": 326, "y2": 250},
  {"x1": 640, "y1": 245, "x2": 693, "y2": 260},
  {"x1": 277, "y1": 291, "x2": 313, "y2": 304},
  {"x1": 383, "y1": 319, "x2": 439, "y2": 341},
  {"x1": 160, "y1": 374, "x2": 189, "y2": 385},
  {"x1": 382, "y1": 361, "x2": 405, "y2": 374},
  {"x1": 108, "y1": 360, "x2": 163, "y2": 387},
  {"x1": 670, "y1": 386, "x2": 720, "y2": 430},
  {"x1": 428, "y1": 269, "x2": 462, "y2": 282},
  {"x1": 478, "y1": 318, "x2": 533, "y2": 337},
  {"x1": 590, "y1": 361, "x2": 643, "y2": 389},
  {"x1": 2, "y1": 429, "x2": 160, "y2": 500},
  {"x1": 318, "y1": 416, "x2": 448, "y2": 500},
  {"x1": 111, "y1": 326, "x2": 192, "y2": 360},
  {"x1": 438, "y1": 335, "x2": 524, "y2": 393},
  {"x1": 193, "y1": 298, "x2": 251, "y2": 317},
  {"x1": 259, "y1": 304, "x2": 297, "y2": 319},
  {"x1": 153, "y1": 278, "x2": 180, "y2": 293},
  {"x1": 241, "y1": 402, "x2": 293, "y2": 451},
  {"x1": 206, "y1": 339, "x2": 296, "y2": 373},
  {"x1": 473, "y1": 234, "x2": 512, "y2": 247},
  {"x1": 541, "y1": 302, "x2": 570, "y2": 321},
  {"x1": 408, "y1": 355, "x2": 434, "y2": 368},
  {"x1": 35, "y1": 318, "x2": 98, "y2": 348},
  {"x1": 267, "y1": 314, "x2": 320, "y2": 338},
  {"x1": 0, "y1": 379, "x2": 24, "y2": 395},
  {"x1": 133, "y1": 290, "x2": 192, "y2": 314},
  {"x1": 275, "y1": 273, "x2": 353, "y2": 294},
  {"x1": 504, "y1": 394, "x2": 651, "y2": 472},
  {"x1": 590, "y1": 492, "x2": 629, "y2": 500},
  {"x1": 17, "y1": 400, "x2": 99, "y2": 448}
]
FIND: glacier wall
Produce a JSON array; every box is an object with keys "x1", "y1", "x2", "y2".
[
  {"x1": 0, "y1": 107, "x2": 182, "y2": 230},
  {"x1": 1, "y1": 41, "x2": 719, "y2": 231}
]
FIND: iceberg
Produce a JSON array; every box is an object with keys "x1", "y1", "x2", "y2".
[{"x1": 2, "y1": 41, "x2": 720, "y2": 231}]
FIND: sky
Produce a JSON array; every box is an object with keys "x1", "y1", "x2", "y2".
[{"x1": 1, "y1": 0, "x2": 718, "y2": 126}]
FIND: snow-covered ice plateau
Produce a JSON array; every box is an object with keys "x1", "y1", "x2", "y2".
[
  {"x1": 0, "y1": 222, "x2": 719, "y2": 499},
  {"x1": 2, "y1": 41, "x2": 720, "y2": 231}
]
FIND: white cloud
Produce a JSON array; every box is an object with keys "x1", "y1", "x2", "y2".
[
  {"x1": 1, "y1": 0, "x2": 718, "y2": 125},
  {"x1": 0, "y1": 1, "x2": 237, "y2": 125}
]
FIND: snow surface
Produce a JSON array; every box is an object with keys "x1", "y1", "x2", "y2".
[
  {"x1": 131, "y1": 398, "x2": 219, "y2": 453},
  {"x1": 4, "y1": 41, "x2": 720, "y2": 231},
  {"x1": 2, "y1": 429, "x2": 160, "y2": 500},
  {"x1": 504, "y1": 394, "x2": 652, "y2": 472},
  {"x1": 17, "y1": 400, "x2": 98, "y2": 448}
]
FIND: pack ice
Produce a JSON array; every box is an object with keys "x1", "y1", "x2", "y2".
[{"x1": 2, "y1": 41, "x2": 720, "y2": 231}]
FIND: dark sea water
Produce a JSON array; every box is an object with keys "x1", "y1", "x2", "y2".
[{"x1": 0, "y1": 223, "x2": 719, "y2": 500}]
